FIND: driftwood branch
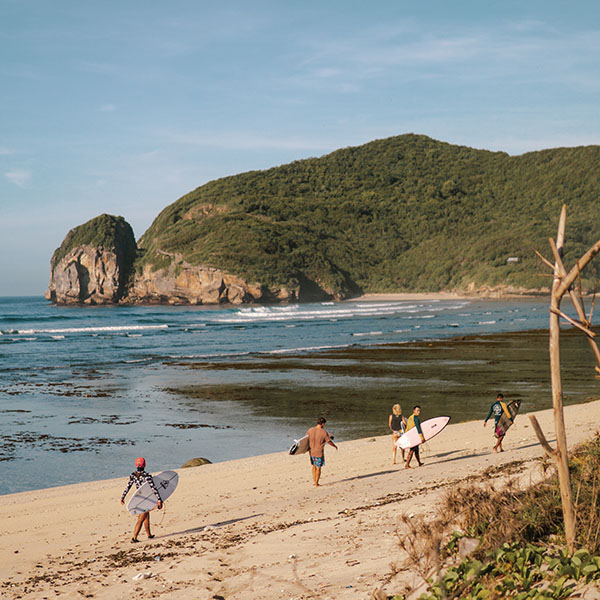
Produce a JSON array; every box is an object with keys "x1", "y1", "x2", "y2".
[
  {"x1": 549, "y1": 307, "x2": 596, "y2": 338},
  {"x1": 535, "y1": 250, "x2": 557, "y2": 271},
  {"x1": 557, "y1": 239, "x2": 600, "y2": 297},
  {"x1": 548, "y1": 204, "x2": 576, "y2": 553},
  {"x1": 549, "y1": 237, "x2": 567, "y2": 274},
  {"x1": 568, "y1": 289, "x2": 590, "y2": 326},
  {"x1": 540, "y1": 204, "x2": 600, "y2": 552},
  {"x1": 529, "y1": 415, "x2": 556, "y2": 458},
  {"x1": 548, "y1": 223, "x2": 600, "y2": 374}
]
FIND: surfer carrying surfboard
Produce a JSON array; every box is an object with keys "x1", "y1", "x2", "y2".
[
  {"x1": 389, "y1": 404, "x2": 407, "y2": 464},
  {"x1": 307, "y1": 417, "x2": 337, "y2": 487},
  {"x1": 404, "y1": 406, "x2": 425, "y2": 469},
  {"x1": 483, "y1": 393, "x2": 514, "y2": 453},
  {"x1": 120, "y1": 457, "x2": 163, "y2": 543}
]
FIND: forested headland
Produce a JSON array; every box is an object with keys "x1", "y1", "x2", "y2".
[
  {"x1": 138, "y1": 134, "x2": 600, "y2": 298},
  {"x1": 49, "y1": 134, "x2": 600, "y2": 304}
]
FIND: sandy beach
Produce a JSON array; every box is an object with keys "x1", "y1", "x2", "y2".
[
  {"x1": 345, "y1": 291, "x2": 541, "y2": 302},
  {"x1": 2, "y1": 399, "x2": 600, "y2": 600},
  {"x1": 345, "y1": 292, "x2": 470, "y2": 302}
]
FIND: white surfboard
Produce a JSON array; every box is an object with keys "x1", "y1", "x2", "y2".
[
  {"x1": 289, "y1": 435, "x2": 310, "y2": 455},
  {"x1": 395, "y1": 416, "x2": 450, "y2": 450},
  {"x1": 288, "y1": 433, "x2": 334, "y2": 455},
  {"x1": 126, "y1": 470, "x2": 179, "y2": 516}
]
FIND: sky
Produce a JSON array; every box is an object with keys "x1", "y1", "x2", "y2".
[{"x1": 1, "y1": 1, "x2": 599, "y2": 296}]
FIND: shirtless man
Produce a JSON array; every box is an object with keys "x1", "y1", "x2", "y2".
[{"x1": 306, "y1": 417, "x2": 338, "y2": 487}]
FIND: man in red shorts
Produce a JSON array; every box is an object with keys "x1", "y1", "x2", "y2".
[{"x1": 307, "y1": 417, "x2": 338, "y2": 487}]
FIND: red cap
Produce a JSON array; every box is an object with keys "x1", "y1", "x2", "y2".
[{"x1": 135, "y1": 457, "x2": 146, "y2": 469}]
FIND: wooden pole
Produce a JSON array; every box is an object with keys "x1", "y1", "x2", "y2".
[
  {"x1": 533, "y1": 205, "x2": 600, "y2": 553},
  {"x1": 549, "y1": 204, "x2": 576, "y2": 553}
]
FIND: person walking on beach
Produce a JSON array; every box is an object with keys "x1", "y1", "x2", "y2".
[
  {"x1": 405, "y1": 406, "x2": 425, "y2": 469},
  {"x1": 120, "y1": 457, "x2": 163, "y2": 543},
  {"x1": 307, "y1": 417, "x2": 338, "y2": 487},
  {"x1": 484, "y1": 393, "x2": 513, "y2": 453},
  {"x1": 389, "y1": 403, "x2": 407, "y2": 464}
]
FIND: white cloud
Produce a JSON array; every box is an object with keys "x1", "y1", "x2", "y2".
[
  {"x1": 290, "y1": 20, "x2": 600, "y2": 93},
  {"x1": 5, "y1": 169, "x2": 31, "y2": 187},
  {"x1": 162, "y1": 130, "x2": 335, "y2": 152},
  {"x1": 99, "y1": 103, "x2": 117, "y2": 112}
]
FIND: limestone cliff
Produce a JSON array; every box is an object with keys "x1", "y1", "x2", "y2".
[
  {"x1": 47, "y1": 216, "x2": 298, "y2": 305},
  {"x1": 46, "y1": 214, "x2": 136, "y2": 305},
  {"x1": 127, "y1": 254, "x2": 293, "y2": 305}
]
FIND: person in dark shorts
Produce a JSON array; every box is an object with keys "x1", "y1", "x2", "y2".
[
  {"x1": 389, "y1": 403, "x2": 407, "y2": 464},
  {"x1": 405, "y1": 406, "x2": 425, "y2": 469},
  {"x1": 306, "y1": 417, "x2": 338, "y2": 487},
  {"x1": 484, "y1": 393, "x2": 513, "y2": 453},
  {"x1": 120, "y1": 457, "x2": 163, "y2": 543}
]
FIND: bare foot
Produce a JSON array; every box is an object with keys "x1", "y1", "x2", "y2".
[{"x1": 405, "y1": 464, "x2": 412, "y2": 469}]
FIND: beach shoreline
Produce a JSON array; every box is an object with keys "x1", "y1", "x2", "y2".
[
  {"x1": 346, "y1": 291, "x2": 544, "y2": 302},
  {"x1": 3, "y1": 400, "x2": 600, "y2": 599}
]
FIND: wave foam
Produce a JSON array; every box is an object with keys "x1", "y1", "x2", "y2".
[
  {"x1": 209, "y1": 301, "x2": 468, "y2": 324},
  {"x1": 17, "y1": 324, "x2": 169, "y2": 335}
]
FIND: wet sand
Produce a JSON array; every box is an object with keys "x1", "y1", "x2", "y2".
[{"x1": 2, "y1": 399, "x2": 600, "y2": 599}]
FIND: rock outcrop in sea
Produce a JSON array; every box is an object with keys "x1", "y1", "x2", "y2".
[{"x1": 46, "y1": 214, "x2": 137, "y2": 305}]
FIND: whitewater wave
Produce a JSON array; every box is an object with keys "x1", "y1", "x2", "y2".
[
  {"x1": 14, "y1": 324, "x2": 169, "y2": 335},
  {"x1": 352, "y1": 331, "x2": 383, "y2": 337},
  {"x1": 265, "y1": 343, "x2": 351, "y2": 354},
  {"x1": 209, "y1": 301, "x2": 469, "y2": 324}
]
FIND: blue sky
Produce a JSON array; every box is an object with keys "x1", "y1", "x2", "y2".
[{"x1": 1, "y1": 1, "x2": 599, "y2": 295}]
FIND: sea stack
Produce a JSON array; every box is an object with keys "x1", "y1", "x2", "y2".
[{"x1": 46, "y1": 214, "x2": 137, "y2": 305}]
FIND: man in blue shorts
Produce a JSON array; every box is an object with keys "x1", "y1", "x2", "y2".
[{"x1": 307, "y1": 417, "x2": 338, "y2": 487}]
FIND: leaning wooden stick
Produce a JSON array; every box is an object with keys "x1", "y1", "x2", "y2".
[{"x1": 532, "y1": 204, "x2": 600, "y2": 553}]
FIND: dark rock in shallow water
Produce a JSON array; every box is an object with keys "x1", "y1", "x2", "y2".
[{"x1": 181, "y1": 457, "x2": 212, "y2": 468}]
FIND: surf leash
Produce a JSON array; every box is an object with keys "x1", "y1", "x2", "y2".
[{"x1": 155, "y1": 502, "x2": 167, "y2": 528}]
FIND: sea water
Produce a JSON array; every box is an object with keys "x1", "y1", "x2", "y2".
[{"x1": 0, "y1": 295, "x2": 562, "y2": 494}]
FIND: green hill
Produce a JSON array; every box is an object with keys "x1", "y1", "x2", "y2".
[{"x1": 137, "y1": 134, "x2": 600, "y2": 299}]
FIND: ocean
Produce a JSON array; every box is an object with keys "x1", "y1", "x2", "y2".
[{"x1": 0, "y1": 295, "x2": 587, "y2": 495}]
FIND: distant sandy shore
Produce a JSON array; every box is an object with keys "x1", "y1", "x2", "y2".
[
  {"x1": 346, "y1": 292, "x2": 470, "y2": 302},
  {"x1": 347, "y1": 291, "x2": 542, "y2": 302},
  {"x1": 2, "y1": 400, "x2": 600, "y2": 599}
]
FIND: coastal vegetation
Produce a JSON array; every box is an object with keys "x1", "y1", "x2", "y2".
[
  {"x1": 137, "y1": 134, "x2": 600, "y2": 298},
  {"x1": 50, "y1": 214, "x2": 136, "y2": 271},
  {"x1": 388, "y1": 434, "x2": 600, "y2": 599}
]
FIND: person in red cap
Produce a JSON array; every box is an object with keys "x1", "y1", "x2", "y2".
[{"x1": 120, "y1": 457, "x2": 163, "y2": 543}]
